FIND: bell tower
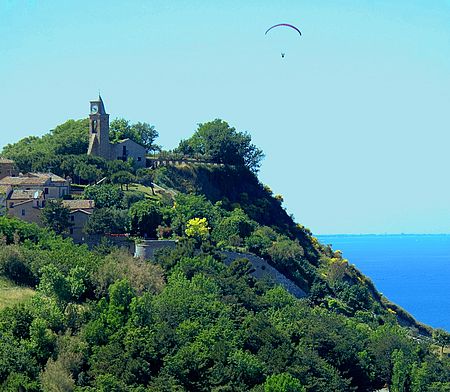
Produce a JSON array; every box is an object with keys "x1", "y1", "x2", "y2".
[{"x1": 87, "y1": 95, "x2": 110, "y2": 158}]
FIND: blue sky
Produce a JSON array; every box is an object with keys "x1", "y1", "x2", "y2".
[{"x1": 1, "y1": 0, "x2": 450, "y2": 234}]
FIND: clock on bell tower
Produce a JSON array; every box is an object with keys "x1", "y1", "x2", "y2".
[{"x1": 87, "y1": 94, "x2": 110, "y2": 159}]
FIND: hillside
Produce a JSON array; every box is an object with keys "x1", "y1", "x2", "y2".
[{"x1": 0, "y1": 119, "x2": 449, "y2": 391}]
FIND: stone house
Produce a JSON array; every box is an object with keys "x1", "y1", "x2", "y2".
[
  {"x1": 62, "y1": 199, "x2": 95, "y2": 244},
  {"x1": 7, "y1": 189, "x2": 45, "y2": 225},
  {"x1": 0, "y1": 172, "x2": 70, "y2": 199},
  {"x1": 88, "y1": 95, "x2": 146, "y2": 168},
  {"x1": 0, "y1": 158, "x2": 19, "y2": 180}
]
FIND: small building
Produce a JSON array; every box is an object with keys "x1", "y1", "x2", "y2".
[
  {"x1": 0, "y1": 172, "x2": 70, "y2": 199},
  {"x1": 0, "y1": 158, "x2": 19, "y2": 180},
  {"x1": 7, "y1": 189, "x2": 45, "y2": 225},
  {"x1": 87, "y1": 95, "x2": 146, "y2": 168},
  {"x1": 62, "y1": 199, "x2": 95, "y2": 244}
]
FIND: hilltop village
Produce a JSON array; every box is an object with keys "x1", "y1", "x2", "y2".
[
  {"x1": 0, "y1": 96, "x2": 449, "y2": 391},
  {"x1": 0, "y1": 96, "x2": 147, "y2": 243}
]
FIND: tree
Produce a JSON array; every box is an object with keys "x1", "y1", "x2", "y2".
[
  {"x1": 41, "y1": 200, "x2": 72, "y2": 235},
  {"x1": 185, "y1": 217, "x2": 210, "y2": 241},
  {"x1": 110, "y1": 171, "x2": 135, "y2": 191},
  {"x1": 74, "y1": 162, "x2": 103, "y2": 184},
  {"x1": 391, "y1": 349, "x2": 408, "y2": 392},
  {"x1": 84, "y1": 208, "x2": 129, "y2": 235},
  {"x1": 176, "y1": 119, "x2": 264, "y2": 172},
  {"x1": 432, "y1": 329, "x2": 450, "y2": 356},
  {"x1": 264, "y1": 373, "x2": 306, "y2": 392},
  {"x1": 267, "y1": 238, "x2": 304, "y2": 269},
  {"x1": 110, "y1": 118, "x2": 159, "y2": 153},
  {"x1": 212, "y1": 208, "x2": 256, "y2": 247},
  {"x1": 136, "y1": 168, "x2": 155, "y2": 195},
  {"x1": 1, "y1": 119, "x2": 89, "y2": 173},
  {"x1": 83, "y1": 184, "x2": 124, "y2": 209},
  {"x1": 129, "y1": 200, "x2": 163, "y2": 238}
]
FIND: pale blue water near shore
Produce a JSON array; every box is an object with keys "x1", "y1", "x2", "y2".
[{"x1": 317, "y1": 234, "x2": 450, "y2": 331}]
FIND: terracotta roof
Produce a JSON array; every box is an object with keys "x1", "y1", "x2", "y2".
[
  {"x1": 62, "y1": 199, "x2": 95, "y2": 210},
  {"x1": 0, "y1": 158, "x2": 15, "y2": 164},
  {"x1": 9, "y1": 189, "x2": 43, "y2": 200}
]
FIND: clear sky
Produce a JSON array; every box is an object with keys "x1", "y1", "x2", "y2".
[{"x1": 1, "y1": 0, "x2": 449, "y2": 234}]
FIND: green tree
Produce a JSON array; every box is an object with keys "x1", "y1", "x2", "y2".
[
  {"x1": 83, "y1": 184, "x2": 124, "y2": 209},
  {"x1": 136, "y1": 168, "x2": 155, "y2": 195},
  {"x1": 129, "y1": 200, "x2": 163, "y2": 238},
  {"x1": 1, "y1": 119, "x2": 89, "y2": 172},
  {"x1": 264, "y1": 373, "x2": 306, "y2": 392},
  {"x1": 212, "y1": 208, "x2": 256, "y2": 247},
  {"x1": 41, "y1": 200, "x2": 72, "y2": 235},
  {"x1": 432, "y1": 329, "x2": 450, "y2": 355},
  {"x1": 267, "y1": 238, "x2": 304, "y2": 269},
  {"x1": 110, "y1": 118, "x2": 159, "y2": 153},
  {"x1": 111, "y1": 171, "x2": 135, "y2": 191},
  {"x1": 84, "y1": 208, "x2": 129, "y2": 235},
  {"x1": 176, "y1": 119, "x2": 264, "y2": 172}
]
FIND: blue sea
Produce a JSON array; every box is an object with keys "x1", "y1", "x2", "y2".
[{"x1": 317, "y1": 234, "x2": 450, "y2": 331}]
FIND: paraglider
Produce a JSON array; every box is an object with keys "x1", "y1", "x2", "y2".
[
  {"x1": 265, "y1": 23, "x2": 302, "y2": 36},
  {"x1": 265, "y1": 23, "x2": 302, "y2": 58}
]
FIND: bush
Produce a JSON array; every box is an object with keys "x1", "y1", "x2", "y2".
[
  {"x1": 212, "y1": 208, "x2": 256, "y2": 247},
  {"x1": 0, "y1": 245, "x2": 36, "y2": 286}
]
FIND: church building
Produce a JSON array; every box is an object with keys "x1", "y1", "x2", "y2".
[{"x1": 87, "y1": 96, "x2": 146, "y2": 167}]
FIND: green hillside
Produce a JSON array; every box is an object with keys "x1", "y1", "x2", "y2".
[{"x1": 0, "y1": 119, "x2": 449, "y2": 391}]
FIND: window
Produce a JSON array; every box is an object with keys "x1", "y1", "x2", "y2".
[
  {"x1": 122, "y1": 146, "x2": 127, "y2": 156},
  {"x1": 21, "y1": 209, "x2": 25, "y2": 216},
  {"x1": 9, "y1": 202, "x2": 14, "y2": 208},
  {"x1": 137, "y1": 157, "x2": 142, "y2": 162},
  {"x1": 69, "y1": 228, "x2": 74, "y2": 234},
  {"x1": 70, "y1": 215, "x2": 75, "y2": 222},
  {"x1": 44, "y1": 188, "x2": 49, "y2": 194}
]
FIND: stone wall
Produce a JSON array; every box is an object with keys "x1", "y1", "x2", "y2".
[
  {"x1": 134, "y1": 239, "x2": 177, "y2": 259},
  {"x1": 222, "y1": 251, "x2": 307, "y2": 299}
]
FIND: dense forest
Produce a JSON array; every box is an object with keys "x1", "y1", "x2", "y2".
[{"x1": 0, "y1": 119, "x2": 449, "y2": 391}]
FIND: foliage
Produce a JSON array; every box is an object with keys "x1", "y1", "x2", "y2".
[
  {"x1": 1, "y1": 119, "x2": 89, "y2": 172},
  {"x1": 83, "y1": 185, "x2": 124, "y2": 209},
  {"x1": 432, "y1": 328, "x2": 450, "y2": 355},
  {"x1": 2, "y1": 116, "x2": 450, "y2": 391},
  {"x1": 176, "y1": 119, "x2": 264, "y2": 172},
  {"x1": 110, "y1": 171, "x2": 135, "y2": 191},
  {"x1": 84, "y1": 208, "x2": 129, "y2": 235},
  {"x1": 129, "y1": 200, "x2": 163, "y2": 238},
  {"x1": 168, "y1": 193, "x2": 222, "y2": 236},
  {"x1": 110, "y1": 118, "x2": 159, "y2": 153},
  {"x1": 212, "y1": 208, "x2": 256, "y2": 247},
  {"x1": 264, "y1": 373, "x2": 305, "y2": 392},
  {"x1": 41, "y1": 200, "x2": 72, "y2": 235},
  {"x1": 185, "y1": 217, "x2": 210, "y2": 240}
]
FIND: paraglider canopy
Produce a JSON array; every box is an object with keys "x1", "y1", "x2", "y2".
[
  {"x1": 265, "y1": 23, "x2": 302, "y2": 58},
  {"x1": 265, "y1": 23, "x2": 302, "y2": 36}
]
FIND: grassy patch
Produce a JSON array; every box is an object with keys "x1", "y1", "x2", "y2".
[
  {"x1": 0, "y1": 277, "x2": 35, "y2": 310},
  {"x1": 127, "y1": 183, "x2": 174, "y2": 199}
]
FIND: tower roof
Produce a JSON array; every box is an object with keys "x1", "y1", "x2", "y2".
[{"x1": 90, "y1": 94, "x2": 107, "y2": 114}]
